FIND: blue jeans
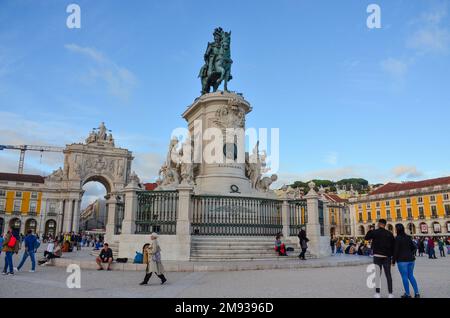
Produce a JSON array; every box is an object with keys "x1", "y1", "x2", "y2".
[
  {"x1": 397, "y1": 261, "x2": 419, "y2": 295},
  {"x1": 3, "y1": 251, "x2": 14, "y2": 273},
  {"x1": 17, "y1": 250, "x2": 36, "y2": 271}
]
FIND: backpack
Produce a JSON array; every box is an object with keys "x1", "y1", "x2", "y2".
[
  {"x1": 34, "y1": 239, "x2": 41, "y2": 251},
  {"x1": 133, "y1": 252, "x2": 143, "y2": 264},
  {"x1": 116, "y1": 258, "x2": 128, "y2": 263},
  {"x1": 7, "y1": 235, "x2": 17, "y2": 248}
]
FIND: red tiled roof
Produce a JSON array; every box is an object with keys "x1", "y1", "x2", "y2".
[
  {"x1": 144, "y1": 183, "x2": 158, "y2": 191},
  {"x1": 369, "y1": 176, "x2": 450, "y2": 195},
  {"x1": 323, "y1": 193, "x2": 348, "y2": 203},
  {"x1": 0, "y1": 172, "x2": 45, "y2": 184}
]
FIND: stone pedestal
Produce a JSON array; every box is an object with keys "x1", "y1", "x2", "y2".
[
  {"x1": 304, "y1": 188, "x2": 331, "y2": 258},
  {"x1": 174, "y1": 184, "x2": 194, "y2": 261},
  {"x1": 120, "y1": 182, "x2": 140, "y2": 235},
  {"x1": 182, "y1": 92, "x2": 253, "y2": 196},
  {"x1": 105, "y1": 197, "x2": 117, "y2": 243}
]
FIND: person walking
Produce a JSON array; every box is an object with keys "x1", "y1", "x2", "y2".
[
  {"x1": 139, "y1": 233, "x2": 167, "y2": 285},
  {"x1": 392, "y1": 224, "x2": 420, "y2": 298},
  {"x1": 330, "y1": 236, "x2": 336, "y2": 255},
  {"x1": 297, "y1": 227, "x2": 309, "y2": 260},
  {"x1": 16, "y1": 229, "x2": 38, "y2": 273},
  {"x1": 438, "y1": 238, "x2": 446, "y2": 257},
  {"x1": 364, "y1": 219, "x2": 395, "y2": 298},
  {"x1": 446, "y1": 238, "x2": 450, "y2": 255},
  {"x1": 428, "y1": 238, "x2": 437, "y2": 259},
  {"x1": 418, "y1": 238, "x2": 425, "y2": 257},
  {"x1": 2, "y1": 226, "x2": 21, "y2": 275}
]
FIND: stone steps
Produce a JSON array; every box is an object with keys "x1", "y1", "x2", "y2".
[{"x1": 190, "y1": 236, "x2": 314, "y2": 261}]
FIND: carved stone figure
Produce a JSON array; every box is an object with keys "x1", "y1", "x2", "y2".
[
  {"x1": 85, "y1": 122, "x2": 114, "y2": 146},
  {"x1": 47, "y1": 167, "x2": 64, "y2": 181},
  {"x1": 214, "y1": 98, "x2": 246, "y2": 129},
  {"x1": 257, "y1": 174, "x2": 278, "y2": 192},
  {"x1": 179, "y1": 142, "x2": 194, "y2": 185}
]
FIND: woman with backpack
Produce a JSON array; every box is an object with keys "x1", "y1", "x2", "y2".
[{"x1": 2, "y1": 226, "x2": 21, "y2": 275}]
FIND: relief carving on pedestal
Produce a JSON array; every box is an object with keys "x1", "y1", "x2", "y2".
[{"x1": 213, "y1": 98, "x2": 245, "y2": 129}]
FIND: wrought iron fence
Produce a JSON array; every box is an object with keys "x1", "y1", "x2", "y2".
[
  {"x1": 135, "y1": 191, "x2": 178, "y2": 235},
  {"x1": 318, "y1": 200, "x2": 324, "y2": 236},
  {"x1": 191, "y1": 195, "x2": 282, "y2": 236},
  {"x1": 115, "y1": 202, "x2": 124, "y2": 235},
  {"x1": 288, "y1": 200, "x2": 307, "y2": 236}
]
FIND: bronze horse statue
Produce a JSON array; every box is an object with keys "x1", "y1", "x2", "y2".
[{"x1": 199, "y1": 29, "x2": 233, "y2": 95}]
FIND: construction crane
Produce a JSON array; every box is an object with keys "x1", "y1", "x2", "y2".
[{"x1": 0, "y1": 144, "x2": 65, "y2": 174}]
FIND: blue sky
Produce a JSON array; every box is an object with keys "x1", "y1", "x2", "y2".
[{"x1": 1, "y1": 0, "x2": 450, "y2": 191}]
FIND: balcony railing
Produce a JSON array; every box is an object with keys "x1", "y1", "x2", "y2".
[
  {"x1": 47, "y1": 212, "x2": 58, "y2": 217},
  {"x1": 12, "y1": 210, "x2": 21, "y2": 216},
  {"x1": 387, "y1": 217, "x2": 392, "y2": 221},
  {"x1": 396, "y1": 217, "x2": 402, "y2": 221},
  {"x1": 419, "y1": 215, "x2": 425, "y2": 219},
  {"x1": 28, "y1": 211, "x2": 37, "y2": 216},
  {"x1": 431, "y1": 214, "x2": 439, "y2": 219}
]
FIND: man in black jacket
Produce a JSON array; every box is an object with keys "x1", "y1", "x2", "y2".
[{"x1": 365, "y1": 219, "x2": 395, "y2": 298}]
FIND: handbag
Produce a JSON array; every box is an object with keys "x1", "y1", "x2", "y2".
[
  {"x1": 152, "y1": 251, "x2": 161, "y2": 262},
  {"x1": 7, "y1": 235, "x2": 17, "y2": 248}
]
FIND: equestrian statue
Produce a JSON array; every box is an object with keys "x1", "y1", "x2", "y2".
[{"x1": 199, "y1": 27, "x2": 233, "y2": 95}]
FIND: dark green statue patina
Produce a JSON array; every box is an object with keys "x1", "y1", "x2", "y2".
[{"x1": 199, "y1": 27, "x2": 233, "y2": 95}]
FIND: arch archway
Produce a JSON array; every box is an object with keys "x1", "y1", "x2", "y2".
[
  {"x1": 25, "y1": 218, "x2": 37, "y2": 233},
  {"x1": 45, "y1": 219, "x2": 57, "y2": 238},
  {"x1": 432, "y1": 222, "x2": 442, "y2": 234},
  {"x1": 358, "y1": 225, "x2": 365, "y2": 236},
  {"x1": 419, "y1": 222, "x2": 428, "y2": 234},
  {"x1": 80, "y1": 180, "x2": 108, "y2": 232},
  {"x1": 9, "y1": 218, "x2": 21, "y2": 230}
]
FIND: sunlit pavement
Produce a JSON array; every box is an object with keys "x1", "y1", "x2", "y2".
[{"x1": 0, "y1": 247, "x2": 449, "y2": 298}]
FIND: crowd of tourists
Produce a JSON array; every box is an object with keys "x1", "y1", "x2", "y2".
[
  {"x1": 1, "y1": 227, "x2": 105, "y2": 275},
  {"x1": 329, "y1": 235, "x2": 450, "y2": 258}
]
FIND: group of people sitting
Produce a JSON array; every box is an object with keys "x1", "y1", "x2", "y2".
[{"x1": 38, "y1": 239, "x2": 62, "y2": 266}]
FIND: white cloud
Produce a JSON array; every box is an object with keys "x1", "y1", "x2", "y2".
[
  {"x1": 132, "y1": 152, "x2": 165, "y2": 183},
  {"x1": 380, "y1": 58, "x2": 408, "y2": 78},
  {"x1": 391, "y1": 165, "x2": 424, "y2": 179},
  {"x1": 64, "y1": 44, "x2": 137, "y2": 101},
  {"x1": 406, "y1": 5, "x2": 450, "y2": 54}
]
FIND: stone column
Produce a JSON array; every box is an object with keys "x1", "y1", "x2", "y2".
[
  {"x1": 71, "y1": 200, "x2": 81, "y2": 233},
  {"x1": 304, "y1": 182, "x2": 330, "y2": 258},
  {"x1": 105, "y1": 197, "x2": 117, "y2": 242},
  {"x1": 63, "y1": 199, "x2": 73, "y2": 233},
  {"x1": 175, "y1": 184, "x2": 193, "y2": 261},
  {"x1": 121, "y1": 182, "x2": 140, "y2": 235},
  {"x1": 57, "y1": 200, "x2": 64, "y2": 234},
  {"x1": 281, "y1": 198, "x2": 290, "y2": 239},
  {"x1": 38, "y1": 199, "x2": 47, "y2": 234}
]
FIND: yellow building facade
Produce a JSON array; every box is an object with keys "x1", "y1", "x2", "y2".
[
  {"x1": 349, "y1": 177, "x2": 450, "y2": 237},
  {"x1": 0, "y1": 173, "x2": 54, "y2": 235}
]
